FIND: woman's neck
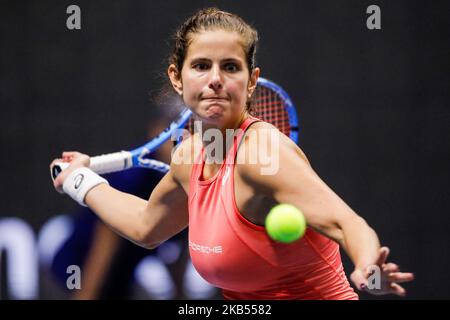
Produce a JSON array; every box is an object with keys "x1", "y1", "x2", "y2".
[{"x1": 199, "y1": 111, "x2": 250, "y2": 164}]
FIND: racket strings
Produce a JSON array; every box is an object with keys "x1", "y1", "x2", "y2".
[{"x1": 253, "y1": 86, "x2": 291, "y2": 136}]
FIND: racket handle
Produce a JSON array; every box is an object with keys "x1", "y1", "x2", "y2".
[
  {"x1": 90, "y1": 151, "x2": 133, "y2": 174},
  {"x1": 51, "y1": 162, "x2": 70, "y2": 181},
  {"x1": 50, "y1": 151, "x2": 133, "y2": 181}
]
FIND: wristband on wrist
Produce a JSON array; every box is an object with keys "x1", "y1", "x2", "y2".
[{"x1": 62, "y1": 167, "x2": 109, "y2": 207}]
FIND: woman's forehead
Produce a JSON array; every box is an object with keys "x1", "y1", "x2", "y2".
[{"x1": 186, "y1": 30, "x2": 246, "y2": 60}]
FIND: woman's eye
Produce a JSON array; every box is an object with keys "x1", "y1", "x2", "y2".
[
  {"x1": 224, "y1": 63, "x2": 239, "y2": 72},
  {"x1": 193, "y1": 63, "x2": 209, "y2": 71}
]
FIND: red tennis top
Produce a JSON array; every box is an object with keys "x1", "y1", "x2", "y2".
[{"x1": 188, "y1": 117, "x2": 358, "y2": 300}]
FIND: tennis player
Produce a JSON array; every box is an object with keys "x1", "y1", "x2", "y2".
[{"x1": 51, "y1": 8, "x2": 414, "y2": 299}]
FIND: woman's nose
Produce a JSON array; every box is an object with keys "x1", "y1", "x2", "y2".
[{"x1": 208, "y1": 66, "x2": 223, "y2": 90}]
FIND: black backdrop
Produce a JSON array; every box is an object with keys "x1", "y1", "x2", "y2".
[{"x1": 1, "y1": 0, "x2": 449, "y2": 299}]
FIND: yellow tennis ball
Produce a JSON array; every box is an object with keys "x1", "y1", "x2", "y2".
[{"x1": 265, "y1": 204, "x2": 306, "y2": 243}]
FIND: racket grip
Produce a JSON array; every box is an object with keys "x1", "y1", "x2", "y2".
[
  {"x1": 89, "y1": 151, "x2": 133, "y2": 174},
  {"x1": 50, "y1": 151, "x2": 133, "y2": 181},
  {"x1": 51, "y1": 162, "x2": 70, "y2": 181}
]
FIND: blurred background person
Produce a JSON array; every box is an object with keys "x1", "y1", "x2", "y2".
[{"x1": 41, "y1": 106, "x2": 219, "y2": 299}]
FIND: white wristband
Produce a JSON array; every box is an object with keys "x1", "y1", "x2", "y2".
[{"x1": 62, "y1": 167, "x2": 109, "y2": 207}]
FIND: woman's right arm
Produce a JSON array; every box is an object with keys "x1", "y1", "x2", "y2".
[
  {"x1": 52, "y1": 151, "x2": 189, "y2": 249},
  {"x1": 85, "y1": 168, "x2": 188, "y2": 249}
]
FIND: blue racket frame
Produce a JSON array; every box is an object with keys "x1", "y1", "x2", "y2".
[{"x1": 256, "y1": 77, "x2": 299, "y2": 143}]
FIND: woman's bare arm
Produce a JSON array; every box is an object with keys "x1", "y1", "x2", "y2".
[
  {"x1": 237, "y1": 126, "x2": 413, "y2": 295},
  {"x1": 52, "y1": 151, "x2": 189, "y2": 249}
]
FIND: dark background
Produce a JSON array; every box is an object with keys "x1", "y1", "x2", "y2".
[{"x1": 1, "y1": 0, "x2": 449, "y2": 299}]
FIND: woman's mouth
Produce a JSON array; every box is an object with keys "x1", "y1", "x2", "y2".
[{"x1": 202, "y1": 97, "x2": 227, "y2": 102}]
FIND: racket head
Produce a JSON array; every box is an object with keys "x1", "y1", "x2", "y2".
[
  {"x1": 252, "y1": 77, "x2": 299, "y2": 144},
  {"x1": 130, "y1": 107, "x2": 192, "y2": 168}
]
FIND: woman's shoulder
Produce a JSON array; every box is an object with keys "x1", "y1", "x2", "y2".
[
  {"x1": 241, "y1": 119, "x2": 299, "y2": 154},
  {"x1": 236, "y1": 120, "x2": 310, "y2": 177}
]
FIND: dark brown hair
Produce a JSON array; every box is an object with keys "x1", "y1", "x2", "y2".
[{"x1": 168, "y1": 7, "x2": 259, "y2": 74}]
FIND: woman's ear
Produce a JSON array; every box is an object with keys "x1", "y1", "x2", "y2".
[
  {"x1": 248, "y1": 67, "x2": 260, "y2": 98},
  {"x1": 168, "y1": 64, "x2": 183, "y2": 96}
]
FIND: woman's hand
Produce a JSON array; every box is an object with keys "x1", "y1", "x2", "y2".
[
  {"x1": 350, "y1": 246, "x2": 415, "y2": 296},
  {"x1": 50, "y1": 151, "x2": 90, "y2": 193}
]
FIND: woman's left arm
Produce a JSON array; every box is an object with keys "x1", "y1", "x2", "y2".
[{"x1": 238, "y1": 129, "x2": 414, "y2": 296}]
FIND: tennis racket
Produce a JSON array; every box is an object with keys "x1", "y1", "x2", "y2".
[{"x1": 51, "y1": 77, "x2": 299, "y2": 180}]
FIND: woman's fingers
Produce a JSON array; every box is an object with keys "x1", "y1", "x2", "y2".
[
  {"x1": 62, "y1": 151, "x2": 81, "y2": 162},
  {"x1": 382, "y1": 262, "x2": 399, "y2": 273},
  {"x1": 352, "y1": 246, "x2": 414, "y2": 296},
  {"x1": 350, "y1": 269, "x2": 369, "y2": 291},
  {"x1": 376, "y1": 246, "x2": 390, "y2": 266},
  {"x1": 62, "y1": 151, "x2": 79, "y2": 157},
  {"x1": 52, "y1": 168, "x2": 66, "y2": 193},
  {"x1": 390, "y1": 283, "x2": 406, "y2": 296},
  {"x1": 51, "y1": 152, "x2": 83, "y2": 192},
  {"x1": 388, "y1": 272, "x2": 415, "y2": 284},
  {"x1": 50, "y1": 158, "x2": 63, "y2": 168}
]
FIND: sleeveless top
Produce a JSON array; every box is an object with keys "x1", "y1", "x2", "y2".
[{"x1": 188, "y1": 117, "x2": 358, "y2": 300}]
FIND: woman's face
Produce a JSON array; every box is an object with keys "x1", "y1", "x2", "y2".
[{"x1": 170, "y1": 29, "x2": 259, "y2": 127}]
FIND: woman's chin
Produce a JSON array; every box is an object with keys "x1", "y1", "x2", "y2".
[
  {"x1": 200, "y1": 108, "x2": 225, "y2": 121},
  {"x1": 206, "y1": 105, "x2": 224, "y2": 117}
]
